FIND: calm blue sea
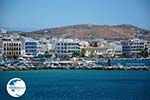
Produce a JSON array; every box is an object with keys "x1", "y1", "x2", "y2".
[{"x1": 0, "y1": 70, "x2": 150, "y2": 100}]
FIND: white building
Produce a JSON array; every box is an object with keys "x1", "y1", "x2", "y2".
[
  {"x1": 148, "y1": 41, "x2": 150, "y2": 54},
  {"x1": 37, "y1": 43, "x2": 48, "y2": 53},
  {"x1": 0, "y1": 29, "x2": 7, "y2": 34},
  {"x1": 79, "y1": 40, "x2": 89, "y2": 47},
  {"x1": 81, "y1": 44, "x2": 113, "y2": 58},
  {"x1": 0, "y1": 41, "x2": 3, "y2": 58},
  {"x1": 54, "y1": 39, "x2": 80, "y2": 58},
  {"x1": 9, "y1": 33, "x2": 20, "y2": 40},
  {"x1": 37, "y1": 37, "x2": 57, "y2": 53},
  {"x1": 121, "y1": 38, "x2": 148, "y2": 57},
  {"x1": 108, "y1": 41, "x2": 122, "y2": 57},
  {"x1": 88, "y1": 38, "x2": 107, "y2": 47}
]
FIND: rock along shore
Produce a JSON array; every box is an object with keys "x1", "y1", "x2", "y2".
[{"x1": 0, "y1": 66, "x2": 149, "y2": 71}]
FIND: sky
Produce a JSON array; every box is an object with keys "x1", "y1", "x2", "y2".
[{"x1": 0, "y1": 0, "x2": 150, "y2": 31}]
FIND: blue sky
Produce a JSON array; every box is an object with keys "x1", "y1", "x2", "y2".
[{"x1": 0, "y1": 0, "x2": 150, "y2": 31}]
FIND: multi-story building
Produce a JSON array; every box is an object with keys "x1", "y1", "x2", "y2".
[
  {"x1": 54, "y1": 39, "x2": 80, "y2": 58},
  {"x1": 37, "y1": 43, "x2": 48, "y2": 53},
  {"x1": 108, "y1": 41, "x2": 122, "y2": 57},
  {"x1": 88, "y1": 38, "x2": 107, "y2": 47},
  {"x1": 3, "y1": 41, "x2": 22, "y2": 59},
  {"x1": 22, "y1": 39, "x2": 37, "y2": 56},
  {"x1": 121, "y1": 38, "x2": 148, "y2": 57},
  {"x1": 37, "y1": 37, "x2": 56, "y2": 52},
  {"x1": 148, "y1": 41, "x2": 150, "y2": 54},
  {"x1": 80, "y1": 38, "x2": 113, "y2": 58},
  {"x1": 0, "y1": 41, "x2": 3, "y2": 58},
  {"x1": 79, "y1": 40, "x2": 89, "y2": 47},
  {"x1": 81, "y1": 44, "x2": 113, "y2": 58}
]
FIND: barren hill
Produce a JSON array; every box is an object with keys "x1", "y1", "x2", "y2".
[{"x1": 21, "y1": 24, "x2": 150, "y2": 40}]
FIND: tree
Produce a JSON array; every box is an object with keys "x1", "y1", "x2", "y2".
[
  {"x1": 81, "y1": 49, "x2": 86, "y2": 57},
  {"x1": 91, "y1": 50, "x2": 97, "y2": 58},
  {"x1": 140, "y1": 47, "x2": 149, "y2": 58},
  {"x1": 44, "y1": 51, "x2": 52, "y2": 58},
  {"x1": 72, "y1": 51, "x2": 81, "y2": 57}
]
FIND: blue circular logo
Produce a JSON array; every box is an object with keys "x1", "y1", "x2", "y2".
[{"x1": 6, "y1": 78, "x2": 26, "y2": 97}]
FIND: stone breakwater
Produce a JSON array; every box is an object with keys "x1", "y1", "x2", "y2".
[{"x1": 0, "y1": 65, "x2": 149, "y2": 71}]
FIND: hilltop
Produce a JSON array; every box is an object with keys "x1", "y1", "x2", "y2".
[{"x1": 10, "y1": 24, "x2": 150, "y2": 40}]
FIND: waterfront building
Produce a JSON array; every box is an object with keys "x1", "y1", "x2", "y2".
[
  {"x1": 144, "y1": 40, "x2": 150, "y2": 58},
  {"x1": 88, "y1": 38, "x2": 107, "y2": 47},
  {"x1": 81, "y1": 44, "x2": 113, "y2": 58},
  {"x1": 108, "y1": 41, "x2": 122, "y2": 57},
  {"x1": 79, "y1": 40, "x2": 89, "y2": 47},
  {"x1": 37, "y1": 37, "x2": 57, "y2": 52},
  {"x1": 80, "y1": 38, "x2": 113, "y2": 58},
  {"x1": 22, "y1": 39, "x2": 37, "y2": 56},
  {"x1": 54, "y1": 39, "x2": 80, "y2": 58},
  {"x1": 37, "y1": 43, "x2": 47, "y2": 54},
  {"x1": 0, "y1": 41, "x2": 3, "y2": 58},
  {"x1": 3, "y1": 41, "x2": 22, "y2": 59},
  {"x1": 121, "y1": 38, "x2": 148, "y2": 57}
]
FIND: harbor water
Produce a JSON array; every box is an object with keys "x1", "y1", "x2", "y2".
[{"x1": 0, "y1": 70, "x2": 150, "y2": 100}]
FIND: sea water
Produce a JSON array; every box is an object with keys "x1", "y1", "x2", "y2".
[{"x1": 0, "y1": 70, "x2": 150, "y2": 100}]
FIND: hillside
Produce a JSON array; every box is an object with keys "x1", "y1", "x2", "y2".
[{"x1": 20, "y1": 24, "x2": 150, "y2": 40}]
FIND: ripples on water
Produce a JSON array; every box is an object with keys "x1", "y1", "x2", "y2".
[{"x1": 0, "y1": 70, "x2": 150, "y2": 100}]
